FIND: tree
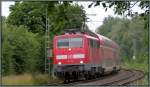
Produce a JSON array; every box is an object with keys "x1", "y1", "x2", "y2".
[
  {"x1": 2, "y1": 25, "x2": 41, "y2": 75},
  {"x1": 89, "y1": 1, "x2": 149, "y2": 45},
  {"x1": 7, "y1": 1, "x2": 86, "y2": 35},
  {"x1": 7, "y1": 1, "x2": 86, "y2": 47},
  {"x1": 90, "y1": 1, "x2": 148, "y2": 62},
  {"x1": 96, "y1": 16, "x2": 124, "y2": 36},
  {"x1": 96, "y1": 16, "x2": 147, "y2": 61},
  {"x1": 7, "y1": 1, "x2": 58, "y2": 35},
  {"x1": 88, "y1": 1, "x2": 149, "y2": 16},
  {"x1": 89, "y1": 0, "x2": 150, "y2": 45}
]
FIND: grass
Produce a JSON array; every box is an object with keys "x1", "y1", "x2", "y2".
[
  {"x1": 2, "y1": 74, "x2": 34, "y2": 85},
  {"x1": 121, "y1": 60, "x2": 149, "y2": 85},
  {"x1": 2, "y1": 73, "x2": 61, "y2": 85}
]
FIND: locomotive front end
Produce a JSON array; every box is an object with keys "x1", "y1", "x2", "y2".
[{"x1": 53, "y1": 34, "x2": 89, "y2": 81}]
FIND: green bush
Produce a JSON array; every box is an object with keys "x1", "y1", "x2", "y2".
[{"x1": 2, "y1": 25, "x2": 41, "y2": 75}]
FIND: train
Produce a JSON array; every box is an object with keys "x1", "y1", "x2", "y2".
[{"x1": 53, "y1": 29, "x2": 121, "y2": 82}]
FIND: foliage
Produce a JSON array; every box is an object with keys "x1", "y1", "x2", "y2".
[
  {"x1": 96, "y1": 16, "x2": 148, "y2": 61},
  {"x1": 7, "y1": 1, "x2": 58, "y2": 35},
  {"x1": 2, "y1": 25, "x2": 41, "y2": 75},
  {"x1": 7, "y1": 1, "x2": 85, "y2": 35},
  {"x1": 89, "y1": 1, "x2": 149, "y2": 46},
  {"x1": 49, "y1": 3, "x2": 85, "y2": 34},
  {"x1": 89, "y1": 1, "x2": 149, "y2": 16}
]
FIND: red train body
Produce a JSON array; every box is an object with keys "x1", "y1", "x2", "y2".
[{"x1": 53, "y1": 31, "x2": 121, "y2": 82}]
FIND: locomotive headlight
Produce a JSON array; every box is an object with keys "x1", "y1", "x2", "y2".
[
  {"x1": 73, "y1": 54, "x2": 85, "y2": 58},
  {"x1": 80, "y1": 61, "x2": 83, "y2": 64},
  {"x1": 58, "y1": 62, "x2": 61, "y2": 65},
  {"x1": 56, "y1": 55, "x2": 67, "y2": 59}
]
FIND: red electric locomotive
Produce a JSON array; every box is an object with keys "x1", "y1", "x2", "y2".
[{"x1": 53, "y1": 29, "x2": 121, "y2": 82}]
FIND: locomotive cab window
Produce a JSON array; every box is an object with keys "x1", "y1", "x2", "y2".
[
  {"x1": 70, "y1": 38, "x2": 83, "y2": 48},
  {"x1": 57, "y1": 38, "x2": 69, "y2": 48},
  {"x1": 57, "y1": 37, "x2": 83, "y2": 48}
]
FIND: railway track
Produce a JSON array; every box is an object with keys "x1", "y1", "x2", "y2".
[{"x1": 48, "y1": 69, "x2": 144, "y2": 86}]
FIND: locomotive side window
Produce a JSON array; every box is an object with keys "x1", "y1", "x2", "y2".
[
  {"x1": 57, "y1": 38, "x2": 69, "y2": 48},
  {"x1": 70, "y1": 38, "x2": 83, "y2": 48},
  {"x1": 94, "y1": 40, "x2": 100, "y2": 48},
  {"x1": 96, "y1": 40, "x2": 100, "y2": 48},
  {"x1": 89, "y1": 39, "x2": 99, "y2": 48},
  {"x1": 90, "y1": 39, "x2": 93, "y2": 48},
  {"x1": 104, "y1": 40, "x2": 110, "y2": 47},
  {"x1": 93, "y1": 40, "x2": 96, "y2": 48}
]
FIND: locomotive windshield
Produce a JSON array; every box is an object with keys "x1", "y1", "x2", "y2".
[{"x1": 57, "y1": 37, "x2": 83, "y2": 48}]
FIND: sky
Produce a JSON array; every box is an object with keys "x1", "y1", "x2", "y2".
[{"x1": 1, "y1": 1, "x2": 144, "y2": 32}]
